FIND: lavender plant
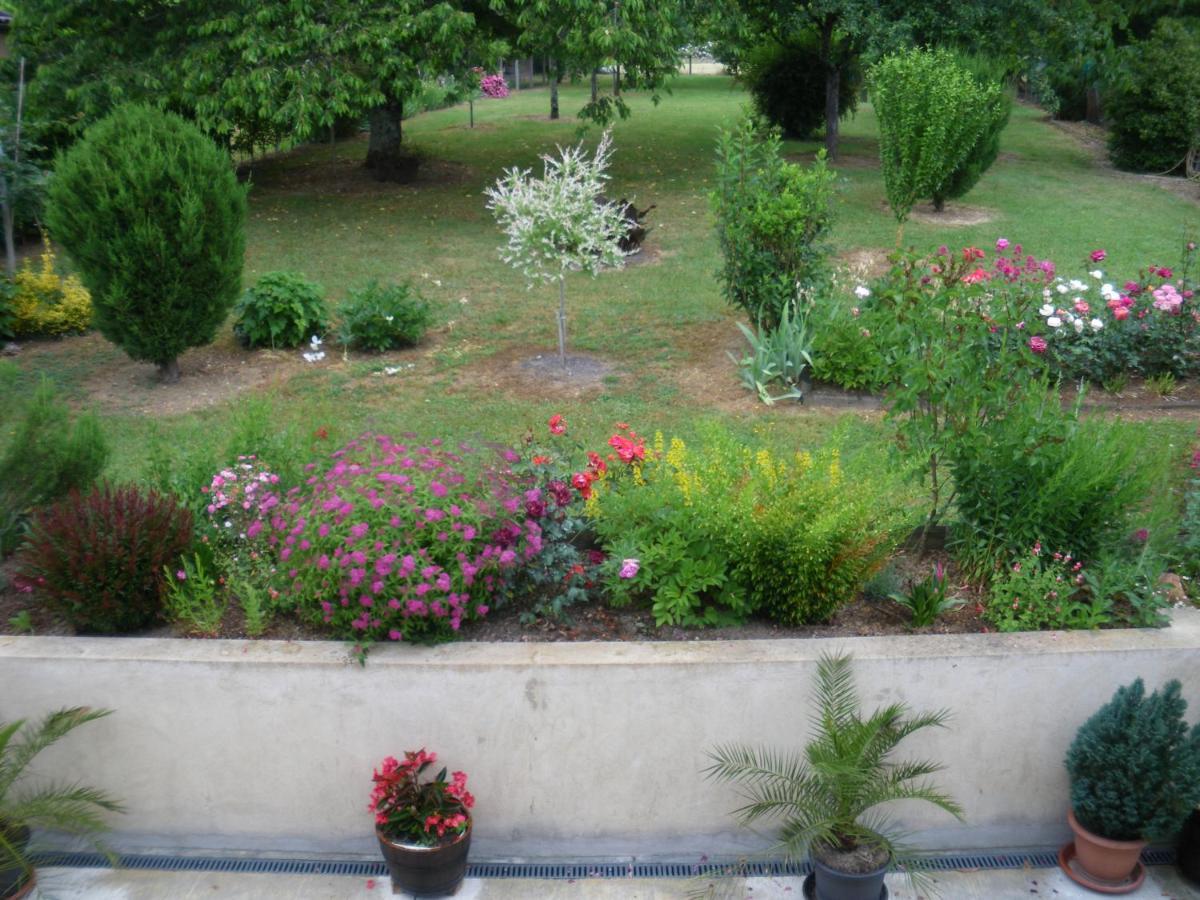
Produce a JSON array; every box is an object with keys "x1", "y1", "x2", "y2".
[{"x1": 485, "y1": 130, "x2": 631, "y2": 367}]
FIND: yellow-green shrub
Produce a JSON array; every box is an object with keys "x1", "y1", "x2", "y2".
[
  {"x1": 12, "y1": 238, "x2": 92, "y2": 336},
  {"x1": 589, "y1": 425, "x2": 917, "y2": 626}
]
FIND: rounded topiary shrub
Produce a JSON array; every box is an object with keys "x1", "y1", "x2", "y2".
[
  {"x1": 1105, "y1": 19, "x2": 1200, "y2": 174},
  {"x1": 15, "y1": 483, "x2": 194, "y2": 633},
  {"x1": 742, "y1": 39, "x2": 859, "y2": 139},
  {"x1": 233, "y1": 272, "x2": 329, "y2": 349},
  {"x1": 45, "y1": 104, "x2": 247, "y2": 382}
]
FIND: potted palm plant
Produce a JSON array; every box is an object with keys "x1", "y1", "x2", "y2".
[
  {"x1": 1, "y1": 707, "x2": 124, "y2": 900},
  {"x1": 1062, "y1": 678, "x2": 1200, "y2": 893},
  {"x1": 705, "y1": 652, "x2": 963, "y2": 900},
  {"x1": 369, "y1": 749, "x2": 474, "y2": 897}
]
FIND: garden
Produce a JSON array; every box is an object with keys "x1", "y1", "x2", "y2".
[{"x1": 1, "y1": 17, "x2": 1200, "y2": 899}]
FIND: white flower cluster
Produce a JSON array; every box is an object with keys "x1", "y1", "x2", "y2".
[
  {"x1": 302, "y1": 335, "x2": 325, "y2": 362},
  {"x1": 484, "y1": 130, "x2": 631, "y2": 285}
]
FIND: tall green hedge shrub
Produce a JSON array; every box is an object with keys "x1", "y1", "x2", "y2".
[
  {"x1": 870, "y1": 48, "x2": 1003, "y2": 223},
  {"x1": 45, "y1": 105, "x2": 247, "y2": 382},
  {"x1": 1105, "y1": 19, "x2": 1200, "y2": 174},
  {"x1": 711, "y1": 114, "x2": 837, "y2": 330},
  {"x1": 742, "y1": 39, "x2": 859, "y2": 140}
]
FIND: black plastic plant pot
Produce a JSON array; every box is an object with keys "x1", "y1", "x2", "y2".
[
  {"x1": 811, "y1": 853, "x2": 889, "y2": 900},
  {"x1": 376, "y1": 822, "x2": 471, "y2": 897},
  {"x1": 1181, "y1": 809, "x2": 1200, "y2": 886},
  {"x1": 0, "y1": 826, "x2": 32, "y2": 900}
]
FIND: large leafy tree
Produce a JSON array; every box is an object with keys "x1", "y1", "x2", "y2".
[
  {"x1": 14, "y1": 1, "x2": 503, "y2": 179},
  {"x1": 512, "y1": 0, "x2": 686, "y2": 123},
  {"x1": 183, "y1": 1, "x2": 498, "y2": 180}
]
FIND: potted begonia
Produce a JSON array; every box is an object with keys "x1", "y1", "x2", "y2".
[
  {"x1": 370, "y1": 749, "x2": 474, "y2": 897},
  {"x1": 706, "y1": 653, "x2": 962, "y2": 900},
  {"x1": 1062, "y1": 678, "x2": 1200, "y2": 893}
]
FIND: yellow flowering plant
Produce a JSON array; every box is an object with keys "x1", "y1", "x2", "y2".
[
  {"x1": 11, "y1": 236, "x2": 92, "y2": 337},
  {"x1": 589, "y1": 423, "x2": 916, "y2": 627}
]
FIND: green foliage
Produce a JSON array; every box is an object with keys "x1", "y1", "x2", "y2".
[
  {"x1": 337, "y1": 280, "x2": 432, "y2": 352},
  {"x1": 591, "y1": 426, "x2": 913, "y2": 627},
  {"x1": 233, "y1": 272, "x2": 329, "y2": 350},
  {"x1": 0, "y1": 380, "x2": 109, "y2": 556},
  {"x1": 711, "y1": 113, "x2": 837, "y2": 330},
  {"x1": 809, "y1": 296, "x2": 889, "y2": 390},
  {"x1": 932, "y1": 62, "x2": 1011, "y2": 210},
  {"x1": 1105, "y1": 19, "x2": 1200, "y2": 174},
  {"x1": 889, "y1": 562, "x2": 961, "y2": 628},
  {"x1": 0, "y1": 280, "x2": 15, "y2": 342},
  {"x1": 162, "y1": 547, "x2": 225, "y2": 636},
  {"x1": 1065, "y1": 678, "x2": 1200, "y2": 841},
  {"x1": 44, "y1": 105, "x2": 246, "y2": 377},
  {"x1": 948, "y1": 390, "x2": 1165, "y2": 578},
  {"x1": 742, "y1": 38, "x2": 859, "y2": 139},
  {"x1": 1180, "y1": 451, "x2": 1200, "y2": 578},
  {"x1": 0, "y1": 707, "x2": 124, "y2": 886},
  {"x1": 870, "y1": 48, "x2": 1004, "y2": 222},
  {"x1": 985, "y1": 545, "x2": 1111, "y2": 632},
  {"x1": 705, "y1": 653, "x2": 962, "y2": 889},
  {"x1": 15, "y1": 483, "x2": 194, "y2": 633},
  {"x1": 729, "y1": 298, "x2": 812, "y2": 405}
]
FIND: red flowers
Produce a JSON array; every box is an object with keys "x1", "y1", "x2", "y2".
[
  {"x1": 369, "y1": 750, "x2": 473, "y2": 845},
  {"x1": 1028, "y1": 336, "x2": 1048, "y2": 354},
  {"x1": 962, "y1": 246, "x2": 985, "y2": 261},
  {"x1": 608, "y1": 431, "x2": 646, "y2": 464},
  {"x1": 548, "y1": 414, "x2": 566, "y2": 436},
  {"x1": 1090, "y1": 249, "x2": 1107, "y2": 263},
  {"x1": 532, "y1": 455, "x2": 551, "y2": 465},
  {"x1": 961, "y1": 268, "x2": 990, "y2": 284}
]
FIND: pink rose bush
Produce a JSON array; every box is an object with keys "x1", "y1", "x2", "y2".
[{"x1": 254, "y1": 434, "x2": 540, "y2": 644}]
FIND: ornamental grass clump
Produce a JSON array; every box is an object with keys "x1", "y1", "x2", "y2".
[
  {"x1": 256, "y1": 434, "x2": 540, "y2": 644},
  {"x1": 370, "y1": 749, "x2": 474, "y2": 845}
]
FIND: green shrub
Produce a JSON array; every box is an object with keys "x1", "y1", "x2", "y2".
[
  {"x1": 45, "y1": 105, "x2": 246, "y2": 381},
  {"x1": 1106, "y1": 19, "x2": 1200, "y2": 174},
  {"x1": 711, "y1": 114, "x2": 837, "y2": 330},
  {"x1": 932, "y1": 57, "x2": 1011, "y2": 211},
  {"x1": 233, "y1": 272, "x2": 329, "y2": 349},
  {"x1": 1065, "y1": 678, "x2": 1200, "y2": 841},
  {"x1": 0, "y1": 380, "x2": 109, "y2": 556},
  {"x1": 742, "y1": 39, "x2": 859, "y2": 139},
  {"x1": 15, "y1": 483, "x2": 194, "y2": 633},
  {"x1": 948, "y1": 390, "x2": 1164, "y2": 578},
  {"x1": 337, "y1": 280, "x2": 432, "y2": 351},
  {"x1": 591, "y1": 425, "x2": 913, "y2": 626},
  {"x1": 870, "y1": 48, "x2": 1004, "y2": 222},
  {"x1": 810, "y1": 297, "x2": 889, "y2": 390},
  {"x1": 0, "y1": 279, "x2": 15, "y2": 341}
]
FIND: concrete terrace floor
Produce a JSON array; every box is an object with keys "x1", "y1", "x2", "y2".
[{"x1": 28, "y1": 864, "x2": 1200, "y2": 899}]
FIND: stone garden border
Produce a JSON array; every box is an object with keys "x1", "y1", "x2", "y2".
[{"x1": 3, "y1": 608, "x2": 1198, "y2": 861}]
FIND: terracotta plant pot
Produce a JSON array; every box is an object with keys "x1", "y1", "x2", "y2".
[
  {"x1": 376, "y1": 822, "x2": 471, "y2": 897},
  {"x1": 1068, "y1": 809, "x2": 1146, "y2": 885},
  {"x1": 811, "y1": 852, "x2": 889, "y2": 900}
]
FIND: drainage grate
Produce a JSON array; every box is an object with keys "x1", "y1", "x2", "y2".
[{"x1": 31, "y1": 848, "x2": 1176, "y2": 880}]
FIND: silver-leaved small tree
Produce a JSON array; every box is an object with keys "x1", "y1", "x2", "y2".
[{"x1": 485, "y1": 130, "x2": 630, "y2": 367}]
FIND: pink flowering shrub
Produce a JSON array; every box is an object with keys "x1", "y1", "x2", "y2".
[
  {"x1": 369, "y1": 749, "x2": 474, "y2": 845},
  {"x1": 255, "y1": 434, "x2": 539, "y2": 644},
  {"x1": 984, "y1": 544, "x2": 1106, "y2": 632}
]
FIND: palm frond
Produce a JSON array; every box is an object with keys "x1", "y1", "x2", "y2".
[
  {"x1": 811, "y1": 652, "x2": 859, "y2": 734},
  {"x1": 0, "y1": 708, "x2": 113, "y2": 799},
  {"x1": 7, "y1": 783, "x2": 125, "y2": 833}
]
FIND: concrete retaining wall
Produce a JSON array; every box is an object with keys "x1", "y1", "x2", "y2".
[{"x1": 3, "y1": 608, "x2": 1198, "y2": 860}]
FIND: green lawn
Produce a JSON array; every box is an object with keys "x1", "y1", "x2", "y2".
[{"x1": 8, "y1": 75, "x2": 1199, "y2": 483}]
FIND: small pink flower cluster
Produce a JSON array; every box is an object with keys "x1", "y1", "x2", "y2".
[
  {"x1": 480, "y1": 74, "x2": 509, "y2": 98},
  {"x1": 201, "y1": 455, "x2": 280, "y2": 539}
]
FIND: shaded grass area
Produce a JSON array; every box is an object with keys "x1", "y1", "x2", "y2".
[{"x1": 6, "y1": 76, "x2": 1198, "y2": 485}]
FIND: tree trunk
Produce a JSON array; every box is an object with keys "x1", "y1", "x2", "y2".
[
  {"x1": 591, "y1": 69, "x2": 599, "y2": 103},
  {"x1": 157, "y1": 358, "x2": 181, "y2": 383},
  {"x1": 1085, "y1": 85, "x2": 1102, "y2": 124},
  {"x1": 820, "y1": 20, "x2": 840, "y2": 160},
  {"x1": 550, "y1": 62, "x2": 560, "y2": 119},
  {"x1": 365, "y1": 101, "x2": 418, "y2": 183},
  {"x1": 932, "y1": 196, "x2": 945, "y2": 213}
]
